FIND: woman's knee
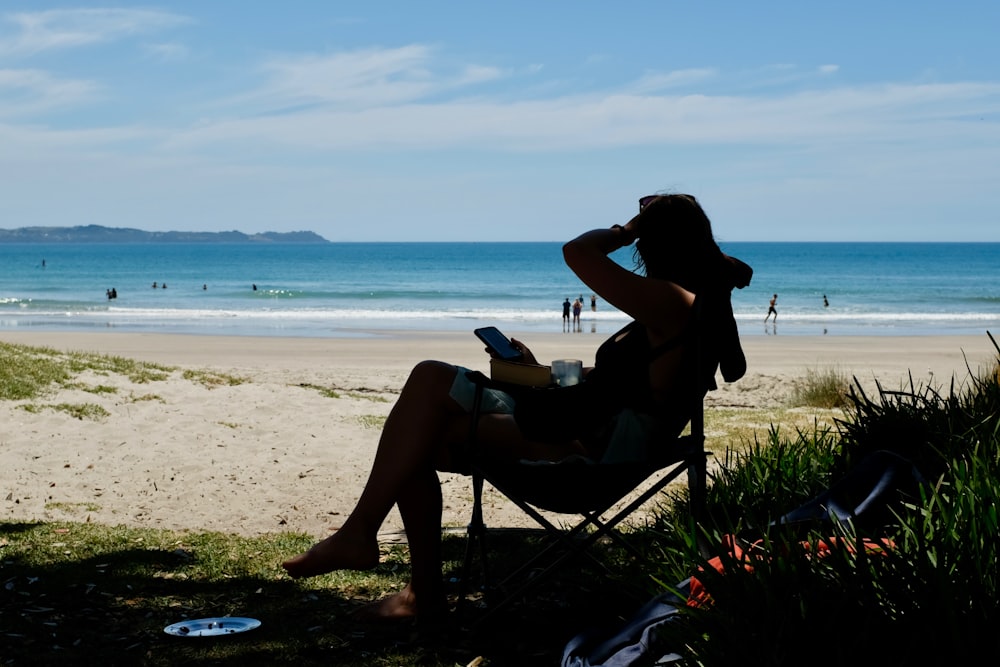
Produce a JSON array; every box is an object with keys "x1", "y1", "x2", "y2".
[{"x1": 404, "y1": 360, "x2": 458, "y2": 394}]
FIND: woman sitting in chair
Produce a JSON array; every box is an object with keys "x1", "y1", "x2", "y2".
[{"x1": 282, "y1": 194, "x2": 747, "y2": 622}]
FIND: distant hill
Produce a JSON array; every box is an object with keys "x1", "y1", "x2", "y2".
[{"x1": 0, "y1": 225, "x2": 329, "y2": 243}]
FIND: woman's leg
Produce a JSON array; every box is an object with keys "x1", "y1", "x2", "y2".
[
  {"x1": 352, "y1": 410, "x2": 585, "y2": 620},
  {"x1": 282, "y1": 359, "x2": 586, "y2": 617},
  {"x1": 351, "y1": 467, "x2": 445, "y2": 620},
  {"x1": 281, "y1": 360, "x2": 463, "y2": 578}
]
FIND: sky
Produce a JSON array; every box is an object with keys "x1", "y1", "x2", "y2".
[{"x1": 1, "y1": 2, "x2": 998, "y2": 242}]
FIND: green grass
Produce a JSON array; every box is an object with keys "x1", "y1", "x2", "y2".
[
  {"x1": 296, "y1": 383, "x2": 390, "y2": 403},
  {"x1": 356, "y1": 414, "x2": 388, "y2": 430},
  {"x1": 128, "y1": 392, "x2": 165, "y2": 403},
  {"x1": 22, "y1": 401, "x2": 112, "y2": 420},
  {"x1": 0, "y1": 521, "x2": 651, "y2": 666},
  {"x1": 297, "y1": 382, "x2": 341, "y2": 398},
  {"x1": 0, "y1": 340, "x2": 175, "y2": 401},
  {"x1": 64, "y1": 348, "x2": 174, "y2": 384},
  {"x1": 0, "y1": 342, "x2": 75, "y2": 400},
  {"x1": 181, "y1": 368, "x2": 247, "y2": 388},
  {"x1": 346, "y1": 391, "x2": 390, "y2": 403},
  {"x1": 0, "y1": 342, "x2": 245, "y2": 421},
  {"x1": 19, "y1": 400, "x2": 112, "y2": 420}
]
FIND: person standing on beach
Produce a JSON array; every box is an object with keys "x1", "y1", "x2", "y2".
[
  {"x1": 572, "y1": 297, "x2": 582, "y2": 330},
  {"x1": 562, "y1": 297, "x2": 571, "y2": 331},
  {"x1": 823, "y1": 294, "x2": 829, "y2": 308},
  {"x1": 765, "y1": 294, "x2": 778, "y2": 322},
  {"x1": 280, "y1": 192, "x2": 752, "y2": 623},
  {"x1": 591, "y1": 294, "x2": 597, "y2": 312}
]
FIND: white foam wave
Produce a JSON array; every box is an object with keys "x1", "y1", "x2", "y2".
[{"x1": 3, "y1": 304, "x2": 998, "y2": 323}]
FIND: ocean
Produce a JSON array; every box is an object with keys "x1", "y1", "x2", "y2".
[{"x1": 1, "y1": 242, "x2": 998, "y2": 339}]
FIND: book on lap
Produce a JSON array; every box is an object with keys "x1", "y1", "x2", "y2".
[{"x1": 489, "y1": 359, "x2": 552, "y2": 387}]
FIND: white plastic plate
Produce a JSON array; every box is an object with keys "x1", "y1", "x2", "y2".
[{"x1": 164, "y1": 617, "x2": 261, "y2": 637}]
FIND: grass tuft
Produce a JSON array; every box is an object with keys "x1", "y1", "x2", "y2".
[
  {"x1": 357, "y1": 414, "x2": 388, "y2": 430},
  {"x1": 789, "y1": 366, "x2": 851, "y2": 408},
  {"x1": 181, "y1": 368, "x2": 247, "y2": 388}
]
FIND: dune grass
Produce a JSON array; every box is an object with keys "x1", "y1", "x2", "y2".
[
  {"x1": 0, "y1": 341, "x2": 245, "y2": 421},
  {"x1": 789, "y1": 365, "x2": 851, "y2": 408},
  {"x1": 646, "y1": 334, "x2": 1000, "y2": 666},
  {"x1": 0, "y1": 519, "x2": 658, "y2": 665}
]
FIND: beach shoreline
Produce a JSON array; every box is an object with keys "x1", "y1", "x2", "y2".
[{"x1": 1, "y1": 330, "x2": 996, "y2": 540}]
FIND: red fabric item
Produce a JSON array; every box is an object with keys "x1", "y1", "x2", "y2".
[{"x1": 686, "y1": 534, "x2": 895, "y2": 609}]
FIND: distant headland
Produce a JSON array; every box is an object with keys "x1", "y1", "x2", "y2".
[{"x1": 0, "y1": 224, "x2": 329, "y2": 244}]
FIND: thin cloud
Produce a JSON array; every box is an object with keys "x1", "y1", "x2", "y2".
[
  {"x1": 160, "y1": 68, "x2": 1000, "y2": 153},
  {"x1": 0, "y1": 120, "x2": 157, "y2": 152},
  {"x1": 629, "y1": 68, "x2": 718, "y2": 93},
  {"x1": 0, "y1": 7, "x2": 190, "y2": 57},
  {"x1": 0, "y1": 67, "x2": 99, "y2": 117},
  {"x1": 229, "y1": 45, "x2": 511, "y2": 114},
  {"x1": 455, "y1": 64, "x2": 506, "y2": 86},
  {"x1": 143, "y1": 42, "x2": 190, "y2": 63},
  {"x1": 4, "y1": 39, "x2": 999, "y2": 164},
  {"x1": 725, "y1": 63, "x2": 841, "y2": 92}
]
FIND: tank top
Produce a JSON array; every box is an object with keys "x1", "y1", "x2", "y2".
[{"x1": 589, "y1": 320, "x2": 692, "y2": 417}]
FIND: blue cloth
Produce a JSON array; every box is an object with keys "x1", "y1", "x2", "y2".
[{"x1": 561, "y1": 587, "x2": 686, "y2": 666}]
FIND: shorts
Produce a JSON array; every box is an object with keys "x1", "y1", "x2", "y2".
[
  {"x1": 449, "y1": 367, "x2": 662, "y2": 466},
  {"x1": 449, "y1": 366, "x2": 516, "y2": 415},
  {"x1": 445, "y1": 367, "x2": 516, "y2": 474}
]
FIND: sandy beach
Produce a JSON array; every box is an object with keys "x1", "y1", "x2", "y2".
[{"x1": 1, "y1": 330, "x2": 995, "y2": 542}]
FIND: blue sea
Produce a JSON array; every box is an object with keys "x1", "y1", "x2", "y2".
[{"x1": 1, "y1": 242, "x2": 998, "y2": 338}]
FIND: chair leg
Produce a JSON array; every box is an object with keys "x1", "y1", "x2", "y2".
[
  {"x1": 458, "y1": 472, "x2": 489, "y2": 604},
  {"x1": 688, "y1": 451, "x2": 707, "y2": 523},
  {"x1": 477, "y1": 459, "x2": 694, "y2": 620},
  {"x1": 687, "y1": 444, "x2": 713, "y2": 558}
]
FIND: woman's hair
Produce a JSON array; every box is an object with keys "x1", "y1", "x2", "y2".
[{"x1": 633, "y1": 194, "x2": 727, "y2": 292}]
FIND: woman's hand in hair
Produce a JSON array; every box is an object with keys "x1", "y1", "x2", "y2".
[{"x1": 619, "y1": 213, "x2": 642, "y2": 246}]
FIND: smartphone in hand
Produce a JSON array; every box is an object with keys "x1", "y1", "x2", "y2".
[{"x1": 474, "y1": 326, "x2": 524, "y2": 361}]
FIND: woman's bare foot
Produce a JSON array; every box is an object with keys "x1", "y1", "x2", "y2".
[
  {"x1": 352, "y1": 585, "x2": 419, "y2": 622},
  {"x1": 281, "y1": 531, "x2": 380, "y2": 578}
]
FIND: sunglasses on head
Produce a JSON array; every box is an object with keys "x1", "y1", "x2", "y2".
[{"x1": 639, "y1": 195, "x2": 658, "y2": 210}]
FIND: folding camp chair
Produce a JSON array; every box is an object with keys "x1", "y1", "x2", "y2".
[
  {"x1": 456, "y1": 376, "x2": 709, "y2": 617},
  {"x1": 455, "y1": 289, "x2": 749, "y2": 617}
]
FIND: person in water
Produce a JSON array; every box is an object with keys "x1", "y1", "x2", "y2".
[
  {"x1": 281, "y1": 193, "x2": 748, "y2": 622},
  {"x1": 765, "y1": 293, "x2": 778, "y2": 322}
]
